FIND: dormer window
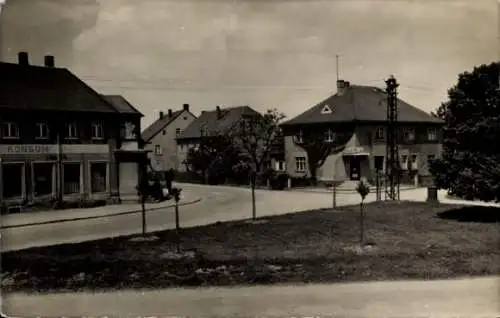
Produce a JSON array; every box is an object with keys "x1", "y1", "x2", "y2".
[
  {"x1": 324, "y1": 129, "x2": 335, "y2": 142},
  {"x1": 320, "y1": 104, "x2": 333, "y2": 114},
  {"x1": 293, "y1": 130, "x2": 304, "y2": 144}
]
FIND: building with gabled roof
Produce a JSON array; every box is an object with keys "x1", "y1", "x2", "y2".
[
  {"x1": 0, "y1": 52, "x2": 148, "y2": 208},
  {"x1": 141, "y1": 104, "x2": 196, "y2": 172},
  {"x1": 281, "y1": 79, "x2": 444, "y2": 187},
  {"x1": 176, "y1": 105, "x2": 270, "y2": 173}
]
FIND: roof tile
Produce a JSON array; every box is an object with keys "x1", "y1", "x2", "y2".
[{"x1": 281, "y1": 84, "x2": 443, "y2": 126}]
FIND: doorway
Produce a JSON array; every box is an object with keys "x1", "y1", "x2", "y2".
[{"x1": 349, "y1": 157, "x2": 361, "y2": 180}]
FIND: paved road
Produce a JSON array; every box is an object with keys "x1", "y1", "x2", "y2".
[
  {"x1": 5, "y1": 276, "x2": 499, "y2": 317},
  {"x1": 0, "y1": 183, "x2": 366, "y2": 251},
  {"x1": 3, "y1": 183, "x2": 496, "y2": 252}
]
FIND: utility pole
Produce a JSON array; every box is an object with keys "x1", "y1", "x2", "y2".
[{"x1": 385, "y1": 75, "x2": 400, "y2": 200}]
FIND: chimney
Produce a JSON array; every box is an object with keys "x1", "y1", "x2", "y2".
[
  {"x1": 168, "y1": 109, "x2": 173, "y2": 117},
  {"x1": 44, "y1": 55, "x2": 55, "y2": 68},
  {"x1": 216, "y1": 105, "x2": 222, "y2": 119},
  {"x1": 336, "y1": 80, "x2": 350, "y2": 96},
  {"x1": 159, "y1": 111, "x2": 164, "y2": 119},
  {"x1": 18, "y1": 52, "x2": 29, "y2": 65},
  {"x1": 183, "y1": 103, "x2": 189, "y2": 111}
]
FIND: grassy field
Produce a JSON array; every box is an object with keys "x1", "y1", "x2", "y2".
[{"x1": 2, "y1": 201, "x2": 499, "y2": 292}]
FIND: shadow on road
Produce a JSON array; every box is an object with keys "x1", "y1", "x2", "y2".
[{"x1": 437, "y1": 206, "x2": 500, "y2": 223}]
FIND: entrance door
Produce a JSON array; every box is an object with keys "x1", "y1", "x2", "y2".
[{"x1": 349, "y1": 157, "x2": 361, "y2": 180}]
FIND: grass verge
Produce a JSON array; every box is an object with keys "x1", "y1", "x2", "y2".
[{"x1": 2, "y1": 201, "x2": 499, "y2": 292}]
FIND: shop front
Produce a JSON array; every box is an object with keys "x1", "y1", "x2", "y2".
[{"x1": 0, "y1": 144, "x2": 111, "y2": 206}]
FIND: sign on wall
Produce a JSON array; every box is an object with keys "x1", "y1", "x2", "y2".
[
  {"x1": 343, "y1": 146, "x2": 366, "y2": 156},
  {"x1": 0, "y1": 144, "x2": 109, "y2": 155}
]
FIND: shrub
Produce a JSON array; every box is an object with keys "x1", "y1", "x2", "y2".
[{"x1": 270, "y1": 172, "x2": 288, "y2": 190}]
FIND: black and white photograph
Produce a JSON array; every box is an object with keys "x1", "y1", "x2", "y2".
[{"x1": 0, "y1": 0, "x2": 499, "y2": 316}]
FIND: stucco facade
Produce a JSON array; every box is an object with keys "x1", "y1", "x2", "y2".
[
  {"x1": 145, "y1": 110, "x2": 196, "y2": 171},
  {"x1": 284, "y1": 123, "x2": 442, "y2": 185}
]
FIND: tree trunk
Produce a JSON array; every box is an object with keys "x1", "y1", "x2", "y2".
[
  {"x1": 251, "y1": 172, "x2": 257, "y2": 220},
  {"x1": 175, "y1": 202, "x2": 181, "y2": 253},
  {"x1": 359, "y1": 201, "x2": 364, "y2": 245}
]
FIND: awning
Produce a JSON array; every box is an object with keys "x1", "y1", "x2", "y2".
[{"x1": 342, "y1": 146, "x2": 370, "y2": 157}]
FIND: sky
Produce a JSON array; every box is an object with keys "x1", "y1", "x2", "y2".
[{"x1": 1, "y1": 0, "x2": 498, "y2": 128}]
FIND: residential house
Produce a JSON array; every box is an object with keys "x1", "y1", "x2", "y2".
[
  {"x1": 141, "y1": 104, "x2": 196, "y2": 172},
  {"x1": 280, "y1": 79, "x2": 444, "y2": 187},
  {"x1": 0, "y1": 52, "x2": 147, "y2": 208},
  {"x1": 176, "y1": 105, "x2": 272, "y2": 173}
]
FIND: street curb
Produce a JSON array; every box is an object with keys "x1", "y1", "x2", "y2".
[
  {"x1": 288, "y1": 187, "x2": 419, "y2": 194},
  {"x1": 0, "y1": 198, "x2": 203, "y2": 230}
]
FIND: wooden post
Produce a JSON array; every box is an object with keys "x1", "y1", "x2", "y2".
[{"x1": 332, "y1": 183, "x2": 337, "y2": 209}]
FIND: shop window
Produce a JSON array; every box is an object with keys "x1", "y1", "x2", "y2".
[
  {"x1": 90, "y1": 162, "x2": 107, "y2": 193},
  {"x1": 2, "y1": 163, "x2": 24, "y2": 199},
  {"x1": 63, "y1": 163, "x2": 81, "y2": 194},
  {"x1": 33, "y1": 162, "x2": 54, "y2": 196}
]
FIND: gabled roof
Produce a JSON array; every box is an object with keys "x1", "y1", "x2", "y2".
[
  {"x1": 281, "y1": 84, "x2": 443, "y2": 126},
  {"x1": 101, "y1": 95, "x2": 143, "y2": 116},
  {"x1": 141, "y1": 110, "x2": 184, "y2": 142},
  {"x1": 177, "y1": 106, "x2": 260, "y2": 140},
  {"x1": 0, "y1": 62, "x2": 118, "y2": 113}
]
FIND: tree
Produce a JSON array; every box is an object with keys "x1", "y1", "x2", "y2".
[
  {"x1": 185, "y1": 133, "x2": 235, "y2": 184},
  {"x1": 430, "y1": 62, "x2": 500, "y2": 202},
  {"x1": 293, "y1": 127, "x2": 355, "y2": 185},
  {"x1": 230, "y1": 108, "x2": 286, "y2": 220}
]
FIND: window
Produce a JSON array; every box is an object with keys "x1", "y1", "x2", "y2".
[
  {"x1": 410, "y1": 154, "x2": 418, "y2": 170},
  {"x1": 65, "y1": 122, "x2": 78, "y2": 139},
  {"x1": 295, "y1": 156, "x2": 306, "y2": 172},
  {"x1": 90, "y1": 162, "x2": 107, "y2": 193},
  {"x1": 154, "y1": 145, "x2": 162, "y2": 155},
  {"x1": 176, "y1": 128, "x2": 181, "y2": 137},
  {"x1": 403, "y1": 128, "x2": 415, "y2": 141},
  {"x1": 63, "y1": 163, "x2": 81, "y2": 194},
  {"x1": 320, "y1": 104, "x2": 333, "y2": 114},
  {"x1": 375, "y1": 127, "x2": 385, "y2": 140},
  {"x1": 2, "y1": 163, "x2": 24, "y2": 199},
  {"x1": 427, "y1": 128, "x2": 437, "y2": 141},
  {"x1": 400, "y1": 155, "x2": 408, "y2": 170},
  {"x1": 91, "y1": 120, "x2": 104, "y2": 139},
  {"x1": 294, "y1": 130, "x2": 303, "y2": 144},
  {"x1": 122, "y1": 122, "x2": 136, "y2": 140},
  {"x1": 324, "y1": 129, "x2": 335, "y2": 143},
  {"x1": 33, "y1": 162, "x2": 54, "y2": 197},
  {"x1": 35, "y1": 121, "x2": 49, "y2": 139},
  {"x1": 2, "y1": 122, "x2": 19, "y2": 139},
  {"x1": 276, "y1": 161, "x2": 286, "y2": 171}
]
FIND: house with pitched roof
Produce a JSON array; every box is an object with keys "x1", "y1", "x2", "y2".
[
  {"x1": 280, "y1": 79, "x2": 444, "y2": 187},
  {"x1": 0, "y1": 52, "x2": 147, "y2": 208},
  {"x1": 141, "y1": 104, "x2": 196, "y2": 172},
  {"x1": 176, "y1": 105, "x2": 285, "y2": 173}
]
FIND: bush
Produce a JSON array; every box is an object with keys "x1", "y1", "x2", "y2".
[
  {"x1": 269, "y1": 173, "x2": 288, "y2": 190},
  {"x1": 290, "y1": 176, "x2": 310, "y2": 188}
]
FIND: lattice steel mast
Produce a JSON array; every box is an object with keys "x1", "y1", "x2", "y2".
[{"x1": 385, "y1": 75, "x2": 400, "y2": 200}]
